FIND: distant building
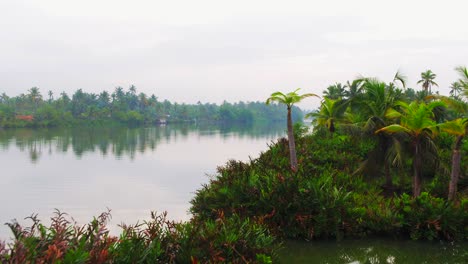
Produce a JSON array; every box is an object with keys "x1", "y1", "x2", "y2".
[{"x1": 16, "y1": 115, "x2": 34, "y2": 121}]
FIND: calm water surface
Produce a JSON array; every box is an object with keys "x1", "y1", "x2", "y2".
[
  {"x1": 0, "y1": 122, "x2": 284, "y2": 240},
  {"x1": 280, "y1": 239, "x2": 468, "y2": 264}
]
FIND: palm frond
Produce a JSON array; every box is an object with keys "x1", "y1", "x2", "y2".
[
  {"x1": 385, "y1": 108, "x2": 402, "y2": 120},
  {"x1": 393, "y1": 70, "x2": 407, "y2": 88},
  {"x1": 388, "y1": 137, "x2": 404, "y2": 167},
  {"x1": 439, "y1": 118, "x2": 468, "y2": 136},
  {"x1": 377, "y1": 124, "x2": 411, "y2": 135}
]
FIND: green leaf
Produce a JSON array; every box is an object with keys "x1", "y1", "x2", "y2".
[{"x1": 376, "y1": 124, "x2": 411, "y2": 134}]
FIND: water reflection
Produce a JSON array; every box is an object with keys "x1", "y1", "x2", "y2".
[
  {"x1": 280, "y1": 239, "x2": 468, "y2": 264},
  {"x1": 0, "y1": 122, "x2": 285, "y2": 163},
  {"x1": 0, "y1": 122, "x2": 285, "y2": 241}
]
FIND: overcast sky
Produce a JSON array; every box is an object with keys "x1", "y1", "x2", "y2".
[{"x1": 1, "y1": 0, "x2": 467, "y2": 109}]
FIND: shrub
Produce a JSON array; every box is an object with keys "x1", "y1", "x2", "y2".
[{"x1": 1, "y1": 210, "x2": 277, "y2": 263}]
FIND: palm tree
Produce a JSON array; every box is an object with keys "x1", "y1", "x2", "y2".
[
  {"x1": 377, "y1": 101, "x2": 445, "y2": 197},
  {"x1": 361, "y1": 79, "x2": 400, "y2": 188},
  {"x1": 439, "y1": 118, "x2": 467, "y2": 200},
  {"x1": 266, "y1": 88, "x2": 319, "y2": 172},
  {"x1": 0, "y1": 93, "x2": 9, "y2": 104},
  {"x1": 48, "y1": 90, "x2": 54, "y2": 103},
  {"x1": 323, "y1": 83, "x2": 346, "y2": 100},
  {"x1": 343, "y1": 79, "x2": 365, "y2": 112},
  {"x1": 28, "y1": 87, "x2": 42, "y2": 114},
  {"x1": 392, "y1": 70, "x2": 407, "y2": 89},
  {"x1": 455, "y1": 66, "x2": 468, "y2": 100},
  {"x1": 307, "y1": 97, "x2": 348, "y2": 136},
  {"x1": 417, "y1": 70, "x2": 438, "y2": 94},
  {"x1": 347, "y1": 77, "x2": 405, "y2": 189},
  {"x1": 449, "y1": 82, "x2": 463, "y2": 100}
]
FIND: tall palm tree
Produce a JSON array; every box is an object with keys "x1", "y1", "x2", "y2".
[
  {"x1": 439, "y1": 118, "x2": 467, "y2": 200},
  {"x1": 266, "y1": 89, "x2": 319, "y2": 172},
  {"x1": 377, "y1": 101, "x2": 445, "y2": 197},
  {"x1": 449, "y1": 82, "x2": 463, "y2": 100},
  {"x1": 417, "y1": 70, "x2": 438, "y2": 94},
  {"x1": 28, "y1": 87, "x2": 42, "y2": 114},
  {"x1": 354, "y1": 78, "x2": 403, "y2": 188}
]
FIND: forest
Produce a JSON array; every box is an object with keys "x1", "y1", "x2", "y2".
[{"x1": 0, "y1": 86, "x2": 303, "y2": 127}]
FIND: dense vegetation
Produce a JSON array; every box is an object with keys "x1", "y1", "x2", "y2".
[
  {"x1": 0, "y1": 86, "x2": 303, "y2": 127},
  {"x1": 0, "y1": 211, "x2": 277, "y2": 263},
  {"x1": 191, "y1": 68, "x2": 468, "y2": 242},
  {"x1": 192, "y1": 127, "x2": 467, "y2": 241},
  {"x1": 1, "y1": 68, "x2": 468, "y2": 262}
]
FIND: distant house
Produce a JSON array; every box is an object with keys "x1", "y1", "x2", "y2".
[{"x1": 16, "y1": 115, "x2": 34, "y2": 121}]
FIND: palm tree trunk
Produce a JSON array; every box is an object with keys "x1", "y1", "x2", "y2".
[
  {"x1": 385, "y1": 162, "x2": 392, "y2": 188},
  {"x1": 413, "y1": 140, "x2": 422, "y2": 197},
  {"x1": 287, "y1": 107, "x2": 298, "y2": 172},
  {"x1": 448, "y1": 136, "x2": 463, "y2": 201}
]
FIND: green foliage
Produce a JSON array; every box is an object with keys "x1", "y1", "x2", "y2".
[
  {"x1": 190, "y1": 131, "x2": 467, "y2": 241},
  {"x1": 266, "y1": 88, "x2": 319, "y2": 109},
  {"x1": 0, "y1": 86, "x2": 303, "y2": 128},
  {"x1": 1, "y1": 211, "x2": 277, "y2": 263},
  {"x1": 392, "y1": 193, "x2": 467, "y2": 240}
]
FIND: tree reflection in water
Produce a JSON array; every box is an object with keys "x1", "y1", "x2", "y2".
[
  {"x1": 0, "y1": 122, "x2": 285, "y2": 163},
  {"x1": 280, "y1": 238, "x2": 468, "y2": 263}
]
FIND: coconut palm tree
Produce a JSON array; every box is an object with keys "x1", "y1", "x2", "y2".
[
  {"x1": 392, "y1": 70, "x2": 407, "y2": 89},
  {"x1": 353, "y1": 78, "x2": 404, "y2": 189},
  {"x1": 377, "y1": 101, "x2": 445, "y2": 197},
  {"x1": 307, "y1": 97, "x2": 348, "y2": 137},
  {"x1": 455, "y1": 66, "x2": 468, "y2": 100},
  {"x1": 48, "y1": 90, "x2": 54, "y2": 103},
  {"x1": 28, "y1": 87, "x2": 42, "y2": 114},
  {"x1": 439, "y1": 118, "x2": 467, "y2": 200},
  {"x1": 449, "y1": 82, "x2": 463, "y2": 100},
  {"x1": 417, "y1": 70, "x2": 438, "y2": 94},
  {"x1": 0, "y1": 93, "x2": 9, "y2": 104},
  {"x1": 266, "y1": 89, "x2": 319, "y2": 172},
  {"x1": 323, "y1": 83, "x2": 346, "y2": 100},
  {"x1": 343, "y1": 79, "x2": 365, "y2": 113}
]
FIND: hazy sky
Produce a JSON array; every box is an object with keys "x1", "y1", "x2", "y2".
[{"x1": 1, "y1": 0, "x2": 467, "y2": 109}]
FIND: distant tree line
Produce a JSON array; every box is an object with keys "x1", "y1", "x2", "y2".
[{"x1": 0, "y1": 86, "x2": 303, "y2": 127}]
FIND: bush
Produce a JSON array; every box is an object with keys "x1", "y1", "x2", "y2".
[{"x1": 0, "y1": 210, "x2": 277, "y2": 263}]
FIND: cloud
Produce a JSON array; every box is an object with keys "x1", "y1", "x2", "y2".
[{"x1": 0, "y1": 0, "x2": 467, "y2": 110}]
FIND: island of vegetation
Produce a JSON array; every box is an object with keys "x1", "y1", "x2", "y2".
[{"x1": 1, "y1": 68, "x2": 467, "y2": 263}]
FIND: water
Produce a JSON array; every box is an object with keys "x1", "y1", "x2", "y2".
[
  {"x1": 0, "y1": 122, "x2": 285, "y2": 240},
  {"x1": 279, "y1": 239, "x2": 468, "y2": 264}
]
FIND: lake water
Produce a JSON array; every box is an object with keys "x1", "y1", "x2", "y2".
[
  {"x1": 0, "y1": 122, "x2": 285, "y2": 240},
  {"x1": 279, "y1": 239, "x2": 467, "y2": 264}
]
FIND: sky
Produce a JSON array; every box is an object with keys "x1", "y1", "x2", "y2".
[{"x1": 1, "y1": 0, "x2": 467, "y2": 109}]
